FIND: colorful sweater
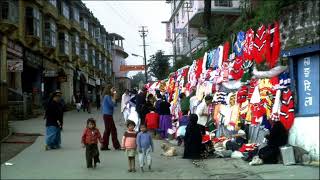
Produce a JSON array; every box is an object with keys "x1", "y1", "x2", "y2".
[
  {"x1": 81, "y1": 128, "x2": 103, "y2": 144},
  {"x1": 121, "y1": 130, "x2": 137, "y2": 149}
]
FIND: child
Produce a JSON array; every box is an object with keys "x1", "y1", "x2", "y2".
[
  {"x1": 145, "y1": 107, "x2": 160, "y2": 137},
  {"x1": 136, "y1": 124, "x2": 154, "y2": 172},
  {"x1": 121, "y1": 120, "x2": 137, "y2": 172},
  {"x1": 176, "y1": 110, "x2": 189, "y2": 146},
  {"x1": 81, "y1": 118, "x2": 103, "y2": 168}
]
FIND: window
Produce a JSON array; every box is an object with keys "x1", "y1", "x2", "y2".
[
  {"x1": 72, "y1": 6, "x2": 79, "y2": 23},
  {"x1": 48, "y1": 0, "x2": 56, "y2": 7},
  {"x1": 95, "y1": 28, "x2": 101, "y2": 43},
  {"x1": 92, "y1": 49, "x2": 96, "y2": 66},
  {"x1": 58, "y1": 32, "x2": 69, "y2": 55},
  {"x1": 44, "y1": 20, "x2": 56, "y2": 47},
  {"x1": 80, "y1": 17, "x2": 88, "y2": 31},
  {"x1": 81, "y1": 41, "x2": 88, "y2": 61},
  {"x1": 26, "y1": 7, "x2": 41, "y2": 37},
  {"x1": 88, "y1": 24, "x2": 94, "y2": 38},
  {"x1": 293, "y1": 54, "x2": 319, "y2": 116},
  {"x1": 72, "y1": 33, "x2": 80, "y2": 55},
  {"x1": 107, "y1": 61, "x2": 112, "y2": 77},
  {"x1": 95, "y1": 52, "x2": 100, "y2": 68},
  {"x1": 214, "y1": 0, "x2": 232, "y2": 7},
  {"x1": 61, "y1": 1, "x2": 69, "y2": 19},
  {"x1": 102, "y1": 34, "x2": 106, "y2": 49},
  {"x1": 0, "y1": 0, "x2": 18, "y2": 23}
]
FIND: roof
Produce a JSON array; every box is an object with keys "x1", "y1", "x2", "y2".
[{"x1": 108, "y1": 33, "x2": 125, "y2": 40}]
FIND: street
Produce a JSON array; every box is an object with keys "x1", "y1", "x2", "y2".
[{"x1": 1, "y1": 107, "x2": 319, "y2": 179}]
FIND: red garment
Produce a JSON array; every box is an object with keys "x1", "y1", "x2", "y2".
[
  {"x1": 81, "y1": 128, "x2": 102, "y2": 144},
  {"x1": 251, "y1": 103, "x2": 266, "y2": 125},
  {"x1": 248, "y1": 79, "x2": 258, "y2": 100},
  {"x1": 230, "y1": 56, "x2": 244, "y2": 80},
  {"x1": 239, "y1": 143, "x2": 258, "y2": 152},
  {"x1": 202, "y1": 134, "x2": 211, "y2": 143},
  {"x1": 182, "y1": 67, "x2": 189, "y2": 77},
  {"x1": 195, "y1": 58, "x2": 203, "y2": 79},
  {"x1": 266, "y1": 21, "x2": 281, "y2": 68},
  {"x1": 243, "y1": 28, "x2": 255, "y2": 60},
  {"x1": 223, "y1": 41, "x2": 230, "y2": 62},
  {"x1": 253, "y1": 25, "x2": 268, "y2": 64},
  {"x1": 145, "y1": 112, "x2": 160, "y2": 129},
  {"x1": 237, "y1": 85, "x2": 248, "y2": 104},
  {"x1": 279, "y1": 89, "x2": 295, "y2": 130}
]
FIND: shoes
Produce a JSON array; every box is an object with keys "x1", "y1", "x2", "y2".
[
  {"x1": 93, "y1": 163, "x2": 97, "y2": 168},
  {"x1": 45, "y1": 145, "x2": 49, "y2": 151},
  {"x1": 148, "y1": 165, "x2": 151, "y2": 170},
  {"x1": 128, "y1": 169, "x2": 132, "y2": 172},
  {"x1": 100, "y1": 147, "x2": 110, "y2": 151},
  {"x1": 140, "y1": 167, "x2": 144, "y2": 172},
  {"x1": 249, "y1": 156, "x2": 263, "y2": 166},
  {"x1": 132, "y1": 169, "x2": 136, "y2": 173}
]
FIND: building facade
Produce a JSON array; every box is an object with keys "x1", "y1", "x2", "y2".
[
  {"x1": 165, "y1": 0, "x2": 241, "y2": 57},
  {"x1": 0, "y1": 0, "x2": 118, "y2": 124},
  {"x1": 109, "y1": 33, "x2": 131, "y2": 93}
]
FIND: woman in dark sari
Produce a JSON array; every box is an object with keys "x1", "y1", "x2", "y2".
[
  {"x1": 45, "y1": 92, "x2": 63, "y2": 150},
  {"x1": 183, "y1": 114, "x2": 202, "y2": 159}
]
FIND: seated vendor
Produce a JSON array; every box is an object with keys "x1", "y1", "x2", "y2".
[
  {"x1": 176, "y1": 110, "x2": 189, "y2": 146},
  {"x1": 225, "y1": 123, "x2": 248, "y2": 151}
]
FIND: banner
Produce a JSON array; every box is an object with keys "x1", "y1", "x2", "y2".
[
  {"x1": 165, "y1": 22, "x2": 172, "y2": 42},
  {"x1": 120, "y1": 65, "x2": 145, "y2": 72},
  {"x1": 7, "y1": 59, "x2": 23, "y2": 72}
]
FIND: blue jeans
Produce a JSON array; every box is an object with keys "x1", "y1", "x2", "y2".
[{"x1": 46, "y1": 126, "x2": 61, "y2": 148}]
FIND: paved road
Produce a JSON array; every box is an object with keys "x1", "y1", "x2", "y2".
[{"x1": 1, "y1": 108, "x2": 319, "y2": 179}]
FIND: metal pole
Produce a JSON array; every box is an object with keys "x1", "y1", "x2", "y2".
[{"x1": 139, "y1": 26, "x2": 148, "y2": 83}]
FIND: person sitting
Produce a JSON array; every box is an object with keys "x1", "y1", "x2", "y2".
[
  {"x1": 176, "y1": 110, "x2": 189, "y2": 146},
  {"x1": 225, "y1": 123, "x2": 248, "y2": 151},
  {"x1": 183, "y1": 114, "x2": 202, "y2": 159}
]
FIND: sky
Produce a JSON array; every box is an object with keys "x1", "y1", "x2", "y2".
[{"x1": 83, "y1": 1, "x2": 172, "y2": 77}]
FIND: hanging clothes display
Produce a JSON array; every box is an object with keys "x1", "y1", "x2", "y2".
[
  {"x1": 223, "y1": 41, "x2": 230, "y2": 62},
  {"x1": 234, "y1": 31, "x2": 246, "y2": 57},
  {"x1": 253, "y1": 25, "x2": 268, "y2": 64},
  {"x1": 243, "y1": 28, "x2": 255, "y2": 61}
]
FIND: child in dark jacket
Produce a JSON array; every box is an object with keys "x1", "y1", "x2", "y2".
[{"x1": 81, "y1": 118, "x2": 103, "y2": 168}]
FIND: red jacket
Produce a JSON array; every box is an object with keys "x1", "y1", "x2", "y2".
[
  {"x1": 81, "y1": 128, "x2": 103, "y2": 144},
  {"x1": 145, "y1": 112, "x2": 160, "y2": 129}
]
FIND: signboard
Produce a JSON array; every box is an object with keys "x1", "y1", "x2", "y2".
[
  {"x1": 7, "y1": 59, "x2": 23, "y2": 72},
  {"x1": 96, "y1": 79, "x2": 101, "y2": 85},
  {"x1": 43, "y1": 70, "x2": 58, "y2": 77},
  {"x1": 88, "y1": 77, "x2": 96, "y2": 86},
  {"x1": 120, "y1": 65, "x2": 145, "y2": 72},
  {"x1": 165, "y1": 22, "x2": 172, "y2": 42},
  {"x1": 173, "y1": 28, "x2": 185, "y2": 34},
  {"x1": 7, "y1": 40, "x2": 23, "y2": 57},
  {"x1": 297, "y1": 54, "x2": 319, "y2": 115}
]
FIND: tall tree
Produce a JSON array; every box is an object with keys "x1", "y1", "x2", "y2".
[
  {"x1": 131, "y1": 72, "x2": 150, "y2": 89},
  {"x1": 148, "y1": 50, "x2": 170, "y2": 80}
]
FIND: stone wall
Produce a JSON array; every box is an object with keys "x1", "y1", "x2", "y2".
[{"x1": 280, "y1": 0, "x2": 320, "y2": 50}]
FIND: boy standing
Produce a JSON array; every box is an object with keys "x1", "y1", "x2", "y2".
[{"x1": 136, "y1": 124, "x2": 154, "y2": 172}]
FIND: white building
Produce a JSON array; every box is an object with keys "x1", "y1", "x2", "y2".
[
  {"x1": 109, "y1": 33, "x2": 131, "y2": 90},
  {"x1": 165, "y1": 0, "x2": 241, "y2": 57}
]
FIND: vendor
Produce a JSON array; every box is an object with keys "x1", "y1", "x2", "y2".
[{"x1": 225, "y1": 123, "x2": 248, "y2": 151}]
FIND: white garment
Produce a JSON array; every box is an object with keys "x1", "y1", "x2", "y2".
[
  {"x1": 121, "y1": 93, "x2": 131, "y2": 113},
  {"x1": 250, "y1": 86, "x2": 261, "y2": 104},
  {"x1": 123, "y1": 106, "x2": 130, "y2": 122},
  {"x1": 76, "y1": 103, "x2": 81, "y2": 110},
  {"x1": 189, "y1": 96, "x2": 199, "y2": 114},
  {"x1": 138, "y1": 147, "x2": 152, "y2": 168},
  {"x1": 196, "y1": 101, "x2": 209, "y2": 126},
  {"x1": 202, "y1": 52, "x2": 208, "y2": 72},
  {"x1": 128, "y1": 106, "x2": 140, "y2": 132}
]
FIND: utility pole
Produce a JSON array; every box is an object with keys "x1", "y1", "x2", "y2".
[
  {"x1": 139, "y1": 26, "x2": 148, "y2": 83},
  {"x1": 184, "y1": 2, "x2": 192, "y2": 59}
]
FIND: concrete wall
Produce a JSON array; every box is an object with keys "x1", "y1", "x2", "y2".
[
  {"x1": 280, "y1": 0, "x2": 320, "y2": 50},
  {"x1": 289, "y1": 117, "x2": 320, "y2": 161},
  {"x1": 280, "y1": 0, "x2": 320, "y2": 160}
]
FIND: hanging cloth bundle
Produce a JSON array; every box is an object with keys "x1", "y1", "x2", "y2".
[
  {"x1": 234, "y1": 31, "x2": 246, "y2": 57},
  {"x1": 253, "y1": 25, "x2": 269, "y2": 64},
  {"x1": 243, "y1": 28, "x2": 255, "y2": 61}
]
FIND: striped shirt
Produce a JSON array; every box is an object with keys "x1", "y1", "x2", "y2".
[{"x1": 121, "y1": 130, "x2": 137, "y2": 149}]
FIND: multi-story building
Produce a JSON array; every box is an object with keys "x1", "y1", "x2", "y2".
[
  {"x1": 0, "y1": 0, "x2": 123, "y2": 124},
  {"x1": 165, "y1": 0, "x2": 241, "y2": 57},
  {"x1": 109, "y1": 33, "x2": 130, "y2": 93}
]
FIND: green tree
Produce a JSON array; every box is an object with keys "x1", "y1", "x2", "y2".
[
  {"x1": 169, "y1": 55, "x2": 193, "y2": 73},
  {"x1": 130, "y1": 72, "x2": 147, "y2": 89},
  {"x1": 148, "y1": 50, "x2": 170, "y2": 80}
]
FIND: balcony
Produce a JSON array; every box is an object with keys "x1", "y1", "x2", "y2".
[
  {"x1": 57, "y1": 16, "x2": 71, "y2": 30},
  {"x1": 43, "y1": 2, "x2": 59, "y2": 20},
  {"x1": 187, "y1": 0, "x2": 241, "y2": 28},
  {"x1": 0, "y1": 1, "x2": 19, "y2": 34}
]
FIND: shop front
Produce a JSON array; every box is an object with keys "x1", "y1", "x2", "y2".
[
  {"x1": 7, "y1": 40, "x2": 23, "y2": 94},
  {"x1": 22, "y1": 50, "x2": 42, "y2": 106},
  {"x1": 87, "y1": 76, "x2": 96, "y2": 104}
]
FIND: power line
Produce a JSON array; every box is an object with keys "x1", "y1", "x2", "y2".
[{"x1": 107, "y1": 2, "x2": 138, "y2": 30}]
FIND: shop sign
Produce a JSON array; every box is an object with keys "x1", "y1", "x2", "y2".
[
  {"x1": 25, "y1": 50, "x2": 42, "y2": 67},
  {"x1": 88, "y1": 78, "x2": 96, "y2": 87},
  {"x1": 7, "y1": 40, "x2": 23, "y2": 57},
  {"x1": 7, "y1": 59, "x2": 23, "y2": 72},
  {"x1": 43, "y1": 70, "x2": 58, "y2": 77},
  {"x1": 96, "y1": 79, "x2": 101, "y2": 85},
  {"x1": 165, "y1": 22, "x2": 172, "y2": 42}
]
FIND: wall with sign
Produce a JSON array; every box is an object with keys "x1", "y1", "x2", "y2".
[{"x1": 296, "y1": 54, "x2": 319, "y2": 116}]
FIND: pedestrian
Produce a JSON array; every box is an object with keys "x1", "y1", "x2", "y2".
[
  {"x1": 154, "y1": 93, "x2": 162, "y2": 114},
  {"x1": 128, "y1": 90, "x2": 140, "y2": 132},
  {"x1": 121, "y1": 89, "x2": 131, "y2": 123},
  {"x1": 183, "y1": 114, "x2": 202, "y2": 159},
  {"x1": 74, "y1": 91, "x2": 82, "y2": 112},
  {"x1": 81, "y1": 118, "x2": 103, "y2": 168},
  {"x1": 87, "y1": 91, "x2": 93, "y2": 113},
  {"x1": 82, "y1": 96, "x2": 89, "y2": 112},
  {"x1": 145, "y1": 107, "x2": 160, "y2": 137},
  {"x1": 136, "y1": 124, "x2": 154, "y2": 172},
  {"x1": 100, "y1": 85, "x2": 121, "y2": 151},
  {"x1": 159, "y1": 96, "x2": 172, "y2": 139},
  {"x1": 44, "y1": 91, "x2": 63, "y2": 150},
  {"x1": 55, "y1": 90, "x2": 65, "y2": 130},
  {"x1": 135, "y1": 87, "x2": 147, "y2": 125},
  {"x1": 121, "y1": 120, "x2": 137, "y2": 173},
  {"x1": 196, "y1": 95, "x2": 213, "y2": 135}
]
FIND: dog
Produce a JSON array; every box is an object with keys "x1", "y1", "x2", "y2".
[{"x1": 161, "y1": 143, "x2": 177, "y2": 157}]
